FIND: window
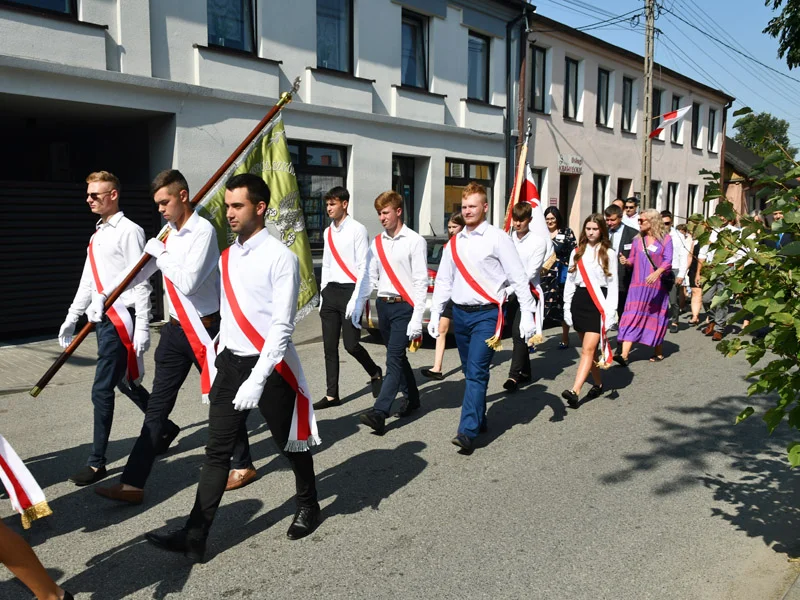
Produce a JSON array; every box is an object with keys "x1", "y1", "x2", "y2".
[
  {"x1": 564, "y1": 57, "x2": 580, "y2": 120},
  {"x1": 468, "y1": 32, "x2": 490, "y2": 102},
  {"x1": 401, "y1": 11, "x2": 427, "y2": 89},
  {"x1": 708, "y1": 108, "x2": 718, "y2": 152},
  {"x1": 596, "y1": 68, "x2": 610, "y2": 127},
  {"x1": 207, "y1": 0, "x2": 254, "y2": 51},
  {"x1": 288, "y1": 140, "x2": 347, "y2": 250},
  {"x1": 6, "y1": 0, "x2": 75, "y2": 14},
  {"x1": 531, "y1": 46, "x2": 547, "y2": 112},
  {"x1": 651, "y1": 87, "x2": 663, "y2": 136},
  {"x1": 592, "y1": 174, "x2": 608, "y2": 213},
  {"x1": 531, "y1": 167, "x2": 545, "y2": 195},
  {"x1": 687, "y1": 184, "x2": 698, "y2": 216},
  {"x1": 446, "y1": 159, "x2": 494, "y2": 228},
  {"x1": 667, "y1": 182, "x2": 679, "y2": 214},
  {"x1": 703, "y1": 184, "x2": 712, "y2": 217},
  {"x1": 317, "y1": 0, "x2": 352, "y2": 72},
  {"x1": 691, "y1": 102, "x2": 702, "y2": 148},
  {"x1": 671, "y1": 95, "x2": 682, "y2": 143},
  {"x1": 622, "y1": 77, "x2": 634, "y2": 132},
  {"x1": 649, "y1": 179, "x2": 661, "y2": 210}
]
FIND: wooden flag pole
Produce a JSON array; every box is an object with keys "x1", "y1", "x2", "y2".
[
  {"x1": 503, "y1": 118, "x2": 532, "y2": 232},
  {"x1": 30, "y1": 78, "x2": 301, "y2": 397}
]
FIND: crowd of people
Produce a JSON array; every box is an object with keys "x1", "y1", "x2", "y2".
[{"x1": 2, "y1": 171, "x2": 779, "y2": 596}]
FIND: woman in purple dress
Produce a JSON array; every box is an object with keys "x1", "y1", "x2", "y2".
[{"x1": 615, "y1": 208, "x2": 673, "y2": 364}]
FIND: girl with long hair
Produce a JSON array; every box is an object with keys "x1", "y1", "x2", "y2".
[{"x1": 561, "y1": 214, "x2": 618, "y2": 408}]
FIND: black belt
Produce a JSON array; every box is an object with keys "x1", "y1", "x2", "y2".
[
  {"x1": 454, "y1": 303, "x2": 495, "y2": 313},
  {"x1": 377, "y1": 296, "x2": 407, "y2": 304},
  {"x1": 169, "y1": 311, "x2": 220, "y2": 329}
]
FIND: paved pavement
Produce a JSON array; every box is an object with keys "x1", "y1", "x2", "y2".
[{"x1": 1, "y1": 313, "x2": 799, "y2": 599}]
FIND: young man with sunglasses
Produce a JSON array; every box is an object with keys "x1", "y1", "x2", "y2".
[
  {"x1": 661, "y1": 210, "x2": 688, "y2": 333},
  {"x1": 58, "y1": 171, "x2": 152, "y2": 486}
]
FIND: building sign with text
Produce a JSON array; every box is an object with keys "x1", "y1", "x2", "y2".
[{"x1": 558, "y1": 154, "x2": 583, "y2": 174}]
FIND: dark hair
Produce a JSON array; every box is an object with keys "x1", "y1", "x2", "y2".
[
  {"x1": 448, "y1": 211, "x2": 466, "y2": 227},
  {"x1": 324, "y1": 186, "x2": 350, "y2": 203},
  {"x1": 544, "y1": 206, "x2": 564, "y2": 230},
  {"x1": 226, "y1": 173, "x2": 271, "y2": 206},
  {"x1": 570, "y1": 214, "x2": 613, "y2": 277},
  {"x1": 676, "y1": 223, "x2": 688, "y2": 233},
  {"x1": 150, "y1": 169, "x2": 189, "y2": 197},
  {"x1": 604, "y1": 205, "x2": 623, "y2": 218},
  {"x1": 625, "y1": 197, "x2": 639, "y2": 207},
  {"x1": 512, "y1": 202, "x2": 532, "y2": 221},
  {"x1": 661, "y1": 210, "x2": 673, "y2": 219}
]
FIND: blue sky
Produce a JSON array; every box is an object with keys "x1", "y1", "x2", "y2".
[{"x1": 530, "y1": 0, "x2": 800, "y2": 146}]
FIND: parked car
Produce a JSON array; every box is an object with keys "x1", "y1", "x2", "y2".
[{"x1": 361, "y1": 236, "x2": 448, "y2": 336}]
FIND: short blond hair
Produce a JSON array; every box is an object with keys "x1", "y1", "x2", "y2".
[
  {"x1": 374, "y1": 190, "x2": 403, "y2": 212},
  {"x1": 462, "y1": 181, "x2": 487, "y2": 202},
  {"x1": 86, "y1": 171, "x2": 120, "y2": 191}
]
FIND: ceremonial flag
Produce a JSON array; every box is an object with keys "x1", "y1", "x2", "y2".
[
  {"x1": 649, "y1": 105, "x2": 691, "y2": 139},
  {"x1": 194, "y1": 113, "x2": 318, "y2": 319}
]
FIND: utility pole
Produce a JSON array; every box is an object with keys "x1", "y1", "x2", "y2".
[{"x1": 640, "y1": 0, "x2": 655, "y2": 209}]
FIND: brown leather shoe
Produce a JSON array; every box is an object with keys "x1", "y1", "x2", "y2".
[
  {"x1": 95, "y1": 484, "x2": 143, "y2": 505},
  {"x1": 703, "y1": 323, "x2": 716, "y2": 336},
  {"x1": 712, "y1": 331, "x2": 724, "y2": 342},
  {"x1": 225, "y1": 467, "x2": 257, "y2": 491}
]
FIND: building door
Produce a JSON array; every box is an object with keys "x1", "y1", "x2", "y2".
[
  {"x1": 392, "y1": 156, "x2": 415, "y2": 232},
  {"x1": 559, "y1": 173, "x2": 579, "y2": 226}
]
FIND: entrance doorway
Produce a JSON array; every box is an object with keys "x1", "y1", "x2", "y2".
[
  {"x1": 392, "y1": 156, "x2": 415, "y2": 232},
  {"x1": 559, "y1": 173, "x2": 580, "y2": 227}
]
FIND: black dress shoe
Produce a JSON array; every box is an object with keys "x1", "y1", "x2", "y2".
[
  {"x1": 451, "y1": 433, "x2": 474, "y2": 454},
  {"x1": 561, "y1": 389, "x2": 580, "y2": 409},
  {"x1": 397, "y1": 400, "x2": 420, "y2": 418},
  {"x1": 359, "y1": 409, "x2": 385, "y2": 434},
  {"x1": 586, "y1": 385, "x2": 604, "y2": 400},
  {"x1": 69, "y1": 465, "x2": 108, "y2": 486},
  {"x1": 479, "y1": 420, "x2": 488, "y2": 433},
  {"x1": 370, "y1": 367, "x2": 383, "y2": 398},
  {"x1": 156, "y1": 421, "x2": 181, "y2": 455},
  {"x1": 613, "y1": 355, "x2": 629, "y2": 368},
  {"x1": 421, "y1": 368, "x2": 444, "y2": 381},
  {"x1": 312, "y1": 396, "x2": 341, "y2": 410},
  {"x1": 669, "y1": 322, "x2": 679, "y2": 334},
  {"x1": 503, "y1": 378, "x2": 519, "y2": 392},
  {"x1": 145, "y1": 528, "x2": 206, "y2": 563},
  {"x1": 286, "y1": 504, "x2": 320, "y2": 540},
  {"x1": 62, "y1": 592, "x2": 74, "y2": 600}
]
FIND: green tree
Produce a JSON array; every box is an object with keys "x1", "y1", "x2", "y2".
[
  {"x1": 764, "y1": 0, "x2": 800, "y2": 69},
  {"x1": 733, "y1": 111, "x2": 797, "y2": 168}
]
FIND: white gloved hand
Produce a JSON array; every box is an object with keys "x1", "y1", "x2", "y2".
[
  {"x1": 427, "y1": 312, "x2": 441, "y2": 339},
  {"x1": 519, "y1": 311, "x2": 535, "y2": 340},
  {"x1": 344, "y1": 296, "x2": 357, "y2": 319},
  {"x1": 406, "y1": 321, "x2": 423, "y2": 341},
  {"x1": 564, "y1": 310, "x2": 574, "y2": 328},
  {"x1": 504, "y1": 286, "x2": 515, "y2": 298},
  {"x1": 317, "y1": 295, "x2": 323, "y2": 312},
  {"x1": 58, "y1": 315, "x2": 79, "y2": 349},
  {"x1": 85, "y1": 292, "x2": 106, "y2": 324},
  {"x1": 133, "y1": 326, "x2": 150, "y2": 356},
  {"x1": 350, "y1": 305, "x2": 363, "y2": 329},
  {"x1": 606, "y1": 309, "x2": 618, "y2": 329},
  {"x1": 232, "y1": 374, "x2": 264, "y2": 411},
  {"x1": 144, "y1": 238, "x2": 166, "y2": 258}
]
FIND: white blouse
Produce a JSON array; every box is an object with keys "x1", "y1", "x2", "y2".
[{"x1": 563, "y1": 244, "x2": 619, "y2": 323}]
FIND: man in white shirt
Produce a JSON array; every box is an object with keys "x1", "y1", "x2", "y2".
[
  {"x1": 430, "y1": 183, "x2": 536, "y2": 454},
  {"x1": 503, "y1": 202, "x2": 550, "y2": 392},
  {"x1": 58, "y1": 171, "x2": 152, "y2": 487},
  {"x1": 622, "y1": 197, "x2": 641, "y2": 231},
  {"x1": 350, "y1": 191, "x2": 428, "y2": 435},
  {"x1": 146, "y1": 173, "x2": 320, "y2": 563},
  {"x1": 698, "y1": 216, "x2": 742, "y2": 341},
  {"x1": 661, "y1": 211, "x2": 688, "y2": 333},
  {"x1": 315, "y1": 186, "x2": 382, "y2": 410}
]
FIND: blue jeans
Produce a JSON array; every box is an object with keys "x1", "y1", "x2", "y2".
[
  {"x1": 374, "y1": 301, "x2": 418, "y2": 416},
  {"x1": 89, "y1": 315, "x2": 150, "y2": 468},
  {"x1": 453, "y1": 306, "x2": 496, "y2": 438}
]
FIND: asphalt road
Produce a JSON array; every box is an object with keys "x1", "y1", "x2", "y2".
[{"x1": 1, "y1": 312, "x2": 799, "y2": 599}]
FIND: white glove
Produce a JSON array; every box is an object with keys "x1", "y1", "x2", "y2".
[
  {"x1": 133, "y1": 326, "x2": 150, "y2": 356},
  {"x1": 232, "y1": 374, "x2": 264, "y2": 411},
  {"x1": 606, "y1": 309, "x2": 618, "y2": 329},
  {"x1": 317, "y1": 294, "x2": 323, "y2": 312},
  {"x1": 564, "y1": 310, "x2": 574, "y2": 328},
  {"x1": 344, "y1": 296, "x2": 357, "y2": 319},
  {"x1": 519, "y1": 311, "x2": 535, "y2": 340},
  {"x1": 427, "y1": 312, "x2": 441, "y2": 339},
  {"x1": 407, "y1": 321, "x2": 423, "y2": 341},
  {"x1": 144, "y1": 238, "x2": 166, "y2": 258},
  {"x1": 504, "y1": 286, "x2": 515, "y2": 298},
  {"x1": 85, "y1": 292, "x2": 106, "y2": 324},
  {"x1": 350, "y1": 305, "x2": 363, "y2": 329},
  {"x1": 58, "y1": 315, "x2": 79, "y2": 349}
]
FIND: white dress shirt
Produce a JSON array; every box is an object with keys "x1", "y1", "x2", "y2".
[
  {"x1": 431, "y1": 220, "x2": 535, "y2": 314},
  {"x1": 667, "y1": 228, "x2": 689, "y2": 279},
  {"x1": 219, "y1": 228, "x2": 298, "y2": 362},
  {"x1": 622, "y1": 212, "x2": 640, "y2": 231},
  {"x1": 67, "y1": 211, "x2": 151, "y2": 327},
  {"x1": 321, "y1": 215, "x2": 370, "y2": 288},
  {"x1": 511, "y1": 229, "x2": 550, "y2": 288},
  {"x1": 563, "y1": 244, "x2": 619, "y2": 321},
  {"x1": 698, "y1": 224, "x2": 744, "y2": 265},
  {"x1": 608, "y1": 224, "x2": 624, "y2": 252},
  {"x1": 355, "y1": 224, "x2": 428, "y2": 327}
]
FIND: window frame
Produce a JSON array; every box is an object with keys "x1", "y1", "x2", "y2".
[
  {"x1": 649, "y1": 179, "x2": 661, "y2": 210},
  {"x1": 622, "y1": 76, "x2": 634, "y2": 133},
  {"x1": 691, "y1": 102, "x2": 702, "y2": 149},
  {"x1": 596, "y1": 67, "x2": 611, "y2": 127},
  {"x1": 467, "y1": 30, "x2": 491, "y2": 103},
  {"x1": 446, "y1": 158, "x2": 495, "y2": 227},
  {"x1": 670, "y1": 94, "x2": 682, "y2": 144},
  {"x1": 400, "y1": 9, "x2": 428, "y2": 90},
  {"x1": 666, "y1": 182, "x2": 679, "y2": 214},
  {"x1": 1, "y1": 0, "x2": 76, "y2": 16},
  {"x1": 316, "y1": 0, "x2": 354, "y2": 74},
  {"x1": 207, "y1": 0, "x2": 256, "y2": 53},
  {"x1": 707, "y1": 107, "x2": 718, "y2": 153},
  {"x1": 651, "y1": 87, "x2": 663, "y2": 138},
  {"x1": 687, "y1": 184, "x2": 698, "y2": 216},
  {"x1": 564, "y1": 57, "x2": 580, "y2": 121},
  {"x1": 530, "y1": 45, "x2": 548, "y2": 113},
  {"x1": 592, "y1": 174, "x2": 609, "y2": 213}
]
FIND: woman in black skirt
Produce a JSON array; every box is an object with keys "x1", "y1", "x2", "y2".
[
  {"x1": 542, "y1": 207, "x2": 577, "y2": 348},
  {"x1": 561, "y1": 214, "x2": 618, "y2": 409}
]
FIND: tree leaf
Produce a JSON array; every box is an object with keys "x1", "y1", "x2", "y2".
[
  {"x1": 732, "y1": 106, "x2": 753, "y2": 117},
  {"x1": 789, "y1": 442, "x2": 800, "y2": 468},
  {"x1": 763, "y1": 407, "x2": 786, "y2": 433},
  {"x1": 736, "y1": 406, "x2": 755, "y2": 424},
  {"x1": 779, "y1": 241, "x2": 800, "y2": 256}
]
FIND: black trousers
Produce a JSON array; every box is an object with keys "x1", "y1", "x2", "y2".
[
  {"x1": 506, "y1": 297, "x2": 531, "y2": 380},
  {"x1": 320, "y1": 283, "x2": 379, "y2": 398},
  {"x1": 121, "y1": 321, "x2": 252, "y2": 489},
  {"x1": 186, "y1": 349, "x2": 318, "y2": 538},
  {"x1": 374, "y1": 300, "x2": 418, "y2": 415}
]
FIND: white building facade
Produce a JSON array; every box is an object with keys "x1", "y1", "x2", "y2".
[
  {"x1": 524, "y1": 15, "x2": 734, "y2": 230},
  {"x1": 0, "y1": 0, "x2": 528, "y2": 337}
]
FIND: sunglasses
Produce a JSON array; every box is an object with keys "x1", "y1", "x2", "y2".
[
  {"x1": 638, "y1": 218, "x2": 646, "y2": 223},
  {"x1": 625, "y1": 206, "x2": 636, "y2": 210},
  {"x1": 87, "y1": 191, "x2": 113, "y2": 201},
  {"x1": 663, "y1": 220, "x2": 672, "y2": 226}
]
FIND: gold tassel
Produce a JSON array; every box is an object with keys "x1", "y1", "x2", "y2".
[
  {"x1": 541, "y1": 251, "x2": 558, "y2": 274},
  {"x1": 20, "y1": 501, "x2": 52, "y2": 530},
  {"x1": 528, "y1": 334, "x2": 544, "y2": 346},
  {"x1": 408, "y1": 338, "x2": 422, "y2": 352},
  {"x1": 485, "y1": 335, "x2": 503, "y2": 351},
  {"x1": 368, "y1": 315, "x2": 374, "y2": 329}
]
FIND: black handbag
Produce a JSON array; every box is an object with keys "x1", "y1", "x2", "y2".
[{"x1": 641, "y1": 237, "x2": 675, "y2": 292}]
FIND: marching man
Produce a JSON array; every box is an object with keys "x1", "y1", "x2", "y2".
[
  {"x1": 430, "y1": 182, "x2": 536, "y2": 454},
  {"x1": 58, "y1": 171, "x2": 151, "y2": 486},
  {"x1": 350, "y1": 191, "x2": 428, "y2": 435},
  {"x1": 146, "y1": 173, "x2": 321, "y2": 562},
  {"x1": 315, "y1": 186, "x2": 383, "y2": 410}
]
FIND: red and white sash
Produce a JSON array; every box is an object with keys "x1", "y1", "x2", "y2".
[
  {"x1": 529, "y1": 282, "x2": 545, "y2": 343},
  {"x1": 164, "y1": 278, "x2": 217, "y2": 403},
  {"x1": 327, "y1": 227, "x2": 357, "y2": 283},
  {"x1": 220, "y1": 249, "x2": 320, "y2": 451},
  {"x1": 449, "y1": 234, "x2": 505, "y2": 349},
  {"x1": 576, "y1": 258, "x2": 614, "y2": 368},
  {"x1": 88, "y1": 236, "x2": 143, "y2": 383},
  {"x1": 0, "y1": 434, "x2": 52, "y2": 529},
  {"x1": 374, "y1": 234, "x2": 421, "y2": 346}
]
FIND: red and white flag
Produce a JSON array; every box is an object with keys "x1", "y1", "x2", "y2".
[
  {"x1": 0, "y1": 435, "x2": 52, "y2": 529},
  {"x1": 649, "y1": 106, "x2": 691, "y2": 139}
]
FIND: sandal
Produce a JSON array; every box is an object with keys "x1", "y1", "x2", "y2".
[
  {"x1": 613, "y1": 355, "x2": 629, "y2": 368},
  {"x1": 558, "y1": 341, "x2": 569, "y2": 349},
  {"x1": 649, "y1": 355, "x2": 665, "y2": 362}
]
